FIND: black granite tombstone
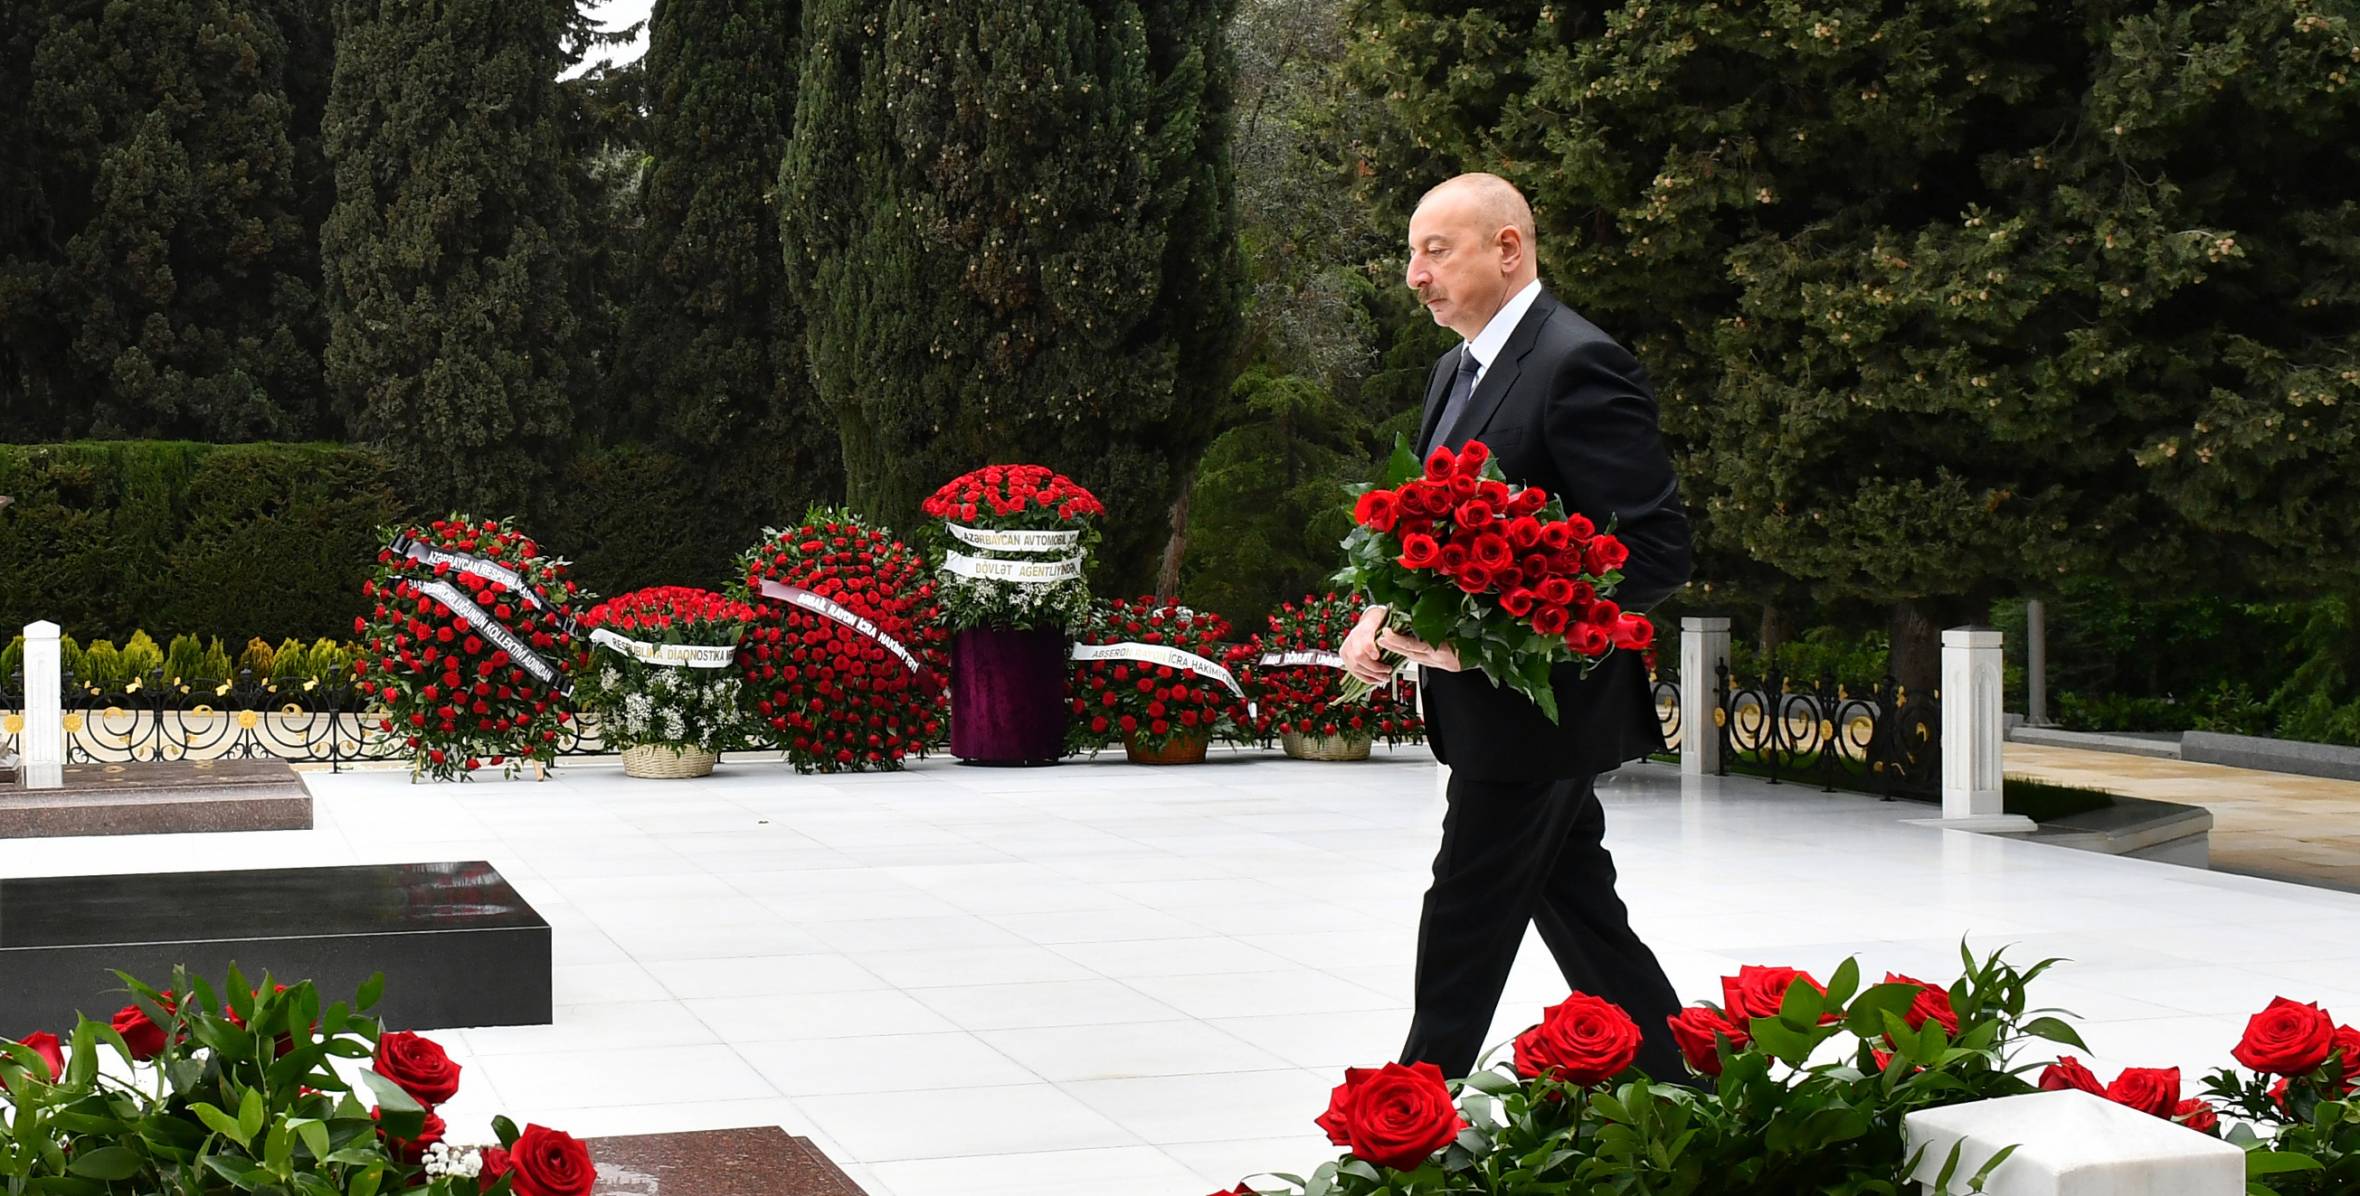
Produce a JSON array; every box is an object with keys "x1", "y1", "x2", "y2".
[{"x1": 0, "y1": 860, "x2": 551, "y2": 1033}]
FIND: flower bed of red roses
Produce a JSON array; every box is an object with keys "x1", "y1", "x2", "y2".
[
  {"x1": 1068, "y1": 597, "x2": 1246, "y2": 755},
  {"x1": 1226, "y1": 591, "x2": 1423, "y2": 747},
  {"x1": 920, "y1": 462, "x2": 1107, "y2": 525},
  {"x1": 733, "y1": 515, "x2": 947, "y2": 773},
  {"x1": 353, "y1": 516, "x2": 585, "y2": 781},
  {"x1": 1209, "y1": 961, "x2": 2360, "y2": 1195},
  {"x1": 581, "y1": 586, "x2": 755, "y2": 643},
  {"x1": 1348, "y1": 440, "x2": 1656, "y2": 664}
]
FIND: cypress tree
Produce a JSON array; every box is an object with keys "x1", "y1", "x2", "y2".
[
  {"x1": 321, "y1": 0, "x2": 590, "y2": 516},
  {"x1": 623, "y1": 0, "x2": 840, "y2": 521},
  {"x1": 782, "y1": 0, "x2": 1244, "y2": 591},
  {"x1": 8, "y1": 0, "x2": 318, "y2": 441}
]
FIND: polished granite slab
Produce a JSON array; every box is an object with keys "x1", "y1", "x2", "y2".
[
  {"x1": 0, "y1": 860, "x2": 550, "y2": 1033},
  {"x1": 1, "y1": 759, "x2": 312, "y2": 838},
  {"x1": 586, "y1": 1127, "x2": 868, "y2": 1195}
]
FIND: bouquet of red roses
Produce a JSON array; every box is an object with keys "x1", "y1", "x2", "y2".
[
  {"x1": 1067, "y1": 596, "x2": 1249, "y2": 755},
  {"x1": 1228, "y1": 591, "x2": 1424, "y2": 747},
  {"x1": 353, "y1": 515, "x2": 587, "y2": 780},
  {"x1": 919, "y1": 464, "x2": 1104, "y2": 633},
  {"x1": 1332, "y1": 439, "x2": 1655, "y2": 723},
  {"x1": 733, "y1": 511, "x2": 948, "y2": 773}
]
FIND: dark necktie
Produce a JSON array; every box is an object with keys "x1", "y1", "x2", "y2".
[{"x1": 1433, "y1": 345, "x2": 1481, "y2": 450}]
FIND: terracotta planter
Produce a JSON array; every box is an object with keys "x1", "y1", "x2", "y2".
[
  {"x1": 1124, "y1": 733, "x2": 1209, "y2": 765},
  {"x1": 950, "y1": 627, "x2": 1069, "y2": 765},
  {"x1": 1281, "y1": 731, "x2": 1371, "y2": 761}
]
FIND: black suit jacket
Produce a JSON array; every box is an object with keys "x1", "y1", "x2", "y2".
[{"x1": 1414, "y1": 287, "x2": 1692, "y2": 782}]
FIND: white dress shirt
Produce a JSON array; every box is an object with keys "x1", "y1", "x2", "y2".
[{"x1": 1461, "y1": 278, "x2": 1544, "y2": 384}]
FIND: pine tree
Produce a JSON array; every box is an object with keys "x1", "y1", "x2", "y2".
[
  {"x1": 622, "y1": 0, "x2": 839, "y2": 521},
  {"x1": 781, "y1": 0, "x2": 1244, "y2": 592},
  {"x1": 1345, "y1": 1, "x2": 2360, "y2": 687},
  {"x1": 321, "y1": 0, "x2": 592, "y2": 515},
  {"x1": 6, "y1": 0, "x2": 319, "y2": 441}
]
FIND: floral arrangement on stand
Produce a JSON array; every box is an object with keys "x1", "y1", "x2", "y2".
[
  {"x1": 919, "y1": 465, "x2": 1106, "y2": 765},
  {"x1": 1228, "y1": 591, "x2": 1424, "y2": 761},
  {"x1": 354, "y1": 516, "x2": 587, "y2": 781},
  {"x1": 1334, "y1": 440, "x2": 1656, "y2": 722},
  {"x1": 1, "y1": 968, "x2": 594, "y2": 1195},
  {"x1": 1205, "y1": 950, "x2": 2359, "y2": 1195},
  {"x1": 732, "y1": 511, "x2": 948, "y2": 773},
  {"x1": 920, "y1": 464, "x2": 1105, "y2": 634},
  {"x1": 1067, "y1": 596, "x2": 1250, "y2": 765},
  {"x1": 571, "y1": 586, "x2": 758, "y2": 780}
]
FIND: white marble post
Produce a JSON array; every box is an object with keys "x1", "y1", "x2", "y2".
[
  {"x1": 1938, "y1": 626, "x2": 2032, "y2": 831},
  {"x1": 1905, "y1": 1090, "x2": 2243, "y2": 1195},
  {"x1": 21, "y1": 619, "x2": 64, "y2": 789},
  {"x1": 1679, "y1": 617, "x2": 1729, "y2": 777}
]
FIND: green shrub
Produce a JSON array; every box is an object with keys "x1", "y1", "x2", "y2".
[
  {"x1": 237, "y1": 636, "x2": 276, "y2": 676},
  {"x1": 120, "y1": 630, "x2": 163, "y2": 681},
  {"x1": 162, "y1": 633, "x2": 206, "y2": 684},
  {"x1": 78, "y1": 640, "x2": 123, "y2": 688},
  {"x1": 0, "y1": 636, "x2": 19, "y2": 682}
]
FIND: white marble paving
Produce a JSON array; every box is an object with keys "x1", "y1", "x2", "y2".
[{"x1": 8, "y1": 749, "x2": 2360, "y2": 1195}]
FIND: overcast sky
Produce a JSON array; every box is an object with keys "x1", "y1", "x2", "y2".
[{"x1": 579, "y1": 0, "x2": 654, "y2": 74}]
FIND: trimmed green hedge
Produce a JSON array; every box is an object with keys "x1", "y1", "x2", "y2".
[
  {"x1": 0, "y1": 443, "x2": 407, "y2": 646},
  {"x1": 0, "y1": 440, "x2": 819, "y2": 648}
]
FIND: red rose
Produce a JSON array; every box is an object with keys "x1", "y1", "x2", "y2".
[
  {"x1": 1500, "y1": 588, "x2": 1538, "y2": 617},
  {"x1": 1353, "y1": 489, "x2": 1402, "y2": 532},
  {"x1": 2105, "y1": 1066, "x2": 2180, "y2": 1117},
  {"x1": 1584, "y1": 536, "x2": 1630, "y2": 576},
  {"x1": 2332, "y1": 1024, "x2": 2360, "y2": 1078},
  {"x1": 1531, "y1": 605, "x2": 1571, "y2": 636},
  {"x1": 1611, "y1": 614, "x2": 1656, "y2": 652},
  {"x1": 1470, "y1": 532, "x2": 1513, "y2": 570},
  {"x1": 1885, "y1": 973, "x2": 1961, "y2": 1038},
  {"x1": 478, "y1": 1147, "x2": 515, "y2": 1192},
  {"x1": 373, "y1": 1030, "x2": 462, "y2": 1107},
  {"x1": 1506, "y1": 515, "x2": 1544, "y2": 549},
  {"x1": 111, "y1": 994, "x2": 176, "y2": 1061},
  {"x1": 1561, "y1": 512, "x2": 1596, "y2": 540},
  {"x1": 374, "y1": 1106, "x2": 448, "y2": 1165},
  {"x1": 2037, "y1": 1056, "x2": 2105, "y2": 1094},
  {"x1": 1455, "y1": 440, "x2": 1491, "y2": 475},
  {"x1": 2268, "y1": 1076, "x2": 2291, "y2": 1112},
  {"x1": 2173, "y1": 1098, "x2": 2220, "y2": 1133},
  {"x1": 1208, "y1": 1187, "x2": 1259, "y2": 1196},
  {"x1": 2233, "y1": 997, "x2": 2337, "y2": 1075},
  {"x1": 1314, "y1": 1061, "x2": 1466, "y2": 1172},
  {"x1": 1454, "y1": 565, "x2": 1494, "y2": 594},
  {"x1": 1438, "y1": 543, "x2": 1470, "y2": 573},
  {"x1": 1514, "y1": 992, "x2": 1643, "y2": 1085},
  {"x1": 1453, "y1": 499, "x2": 1498, "y2": 528},
  {"x1": 1721, "y1": 965, "x2": 1828, "y2": 1023},
  {"x1": 6, "y1": 1031, "x2": 65, "y2": 1083},
  {"x1": 1664, "y1": 1006, "x2": 1749, "y2": 1076},
  {"x1": 1423, "y1": 446, "x2": 1456, "y2": 482},
  {"x1": 510, "y1": 1124, "x2": 596, "y2": 1196},
  {"x1": 1399, "y1": 533, "x2": 1442, "y2": 570},
  {"x1": 1567, "y1": 620, "x2": 1612, "y2": 657}
]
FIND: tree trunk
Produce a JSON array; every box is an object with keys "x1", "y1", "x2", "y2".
[
  {"x1": 1889, "y1": 599, "x2": 1941, "y2": 697},
  {"x1": 1156, "y1": 473, "x2": 1194, "y2": 602},
  {"x1": 1757, "y1": 603, "x2": 1789, "y2": 658}
]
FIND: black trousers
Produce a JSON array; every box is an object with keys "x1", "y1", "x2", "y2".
[{"x1": 1398, "y1": 770, "x2": 1690, "y2": 1083}]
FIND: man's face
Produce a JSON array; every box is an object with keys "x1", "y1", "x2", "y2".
[{"x1": 1405, "y1": 195, "x2": 1511, "y2": 341}]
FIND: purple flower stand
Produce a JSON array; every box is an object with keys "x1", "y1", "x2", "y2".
[{"x1": 949, "y1": 628, "x2": 1069, "y2": 766}]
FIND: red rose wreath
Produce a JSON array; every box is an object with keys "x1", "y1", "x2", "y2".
[
  {"x1": 1067, "y1": 597, "x2": 1248, "y2": 755},
  {"x1": 733, "y1": 510, "x2": 948, "y2": 772},
  {"x1": 355, "y1": 515, "x2": 587, "y2": 781},
  {"x1": 1229, "y1": 591, "x2": 1424, "y2": 748}
]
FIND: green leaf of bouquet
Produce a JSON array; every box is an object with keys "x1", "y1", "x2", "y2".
[
  {"x1": 236, "y1": 1087, "x2": 265, "y2": 1143},
  {"x1": 1385, "y1": 434, "x2": 1421, "y2": 484},
  {"x1": 2244, "y1": 1149, "x2": 2325, "y2": 1175},
  {"x1": 66, "y1": 1020, "x2": 102, "y2": 1087},
  {"x1": 1748, "y1": 1016, "x2": 1818, "y2": 1067},
  {"x1": 357, "y1": 1071, "x2": 423, "y2": 1140},
  {"x1": 355, "y1": 973, "x2": 385, "y2": 1012},
  {"x1": 192, "y1": 1102, "x2": 248, "y2": 1148},
  {"x1": 287, "y1": 1117, "x2": 331, "y2": 1163},
  {"x1": 493, "y1": 1114, "x2": 521, "y2": 1148},
  {"x1": 65, "y1": 1146, "x2": 144, "y2": 1181},
  {"x1": 1823, "y1": 957, "x2": 1861, "y2": 1008},
  {"x1": 1779, "y1": 972, "x2": 1827, "y2": 1029},
  {"x1": 2018, "y1": 1016, "x2": 2087, "y2": 1052},
  {"x1": 1338, "y1": 1158, "x2": 1385, "y2": 1182},
  {"x1": 1846, "y1": 983, "x2": 1924, "y2": 1038},
  {"x1": 191, "y1": 1013, "x2": 250, "y2": 1060},
  {"x1": 201, "y1": 1155, "x2": 266, "y2": 1191},
  {"x1": 291, "y1": 1173, "x2": 342, "y2": 1196}
]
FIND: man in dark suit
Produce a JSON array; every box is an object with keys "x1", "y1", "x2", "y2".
[{"x1": 1340, "y1": 172, "x2": 1694, "y2": 1083}]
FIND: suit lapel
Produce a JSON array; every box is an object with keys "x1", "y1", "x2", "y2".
[
  {"x1": 1415, "y1": 345, "x2": 1463, "y2": 456},
  {"x1": 1439, "y1": 290, "x2": 1557, "y2": 450}
]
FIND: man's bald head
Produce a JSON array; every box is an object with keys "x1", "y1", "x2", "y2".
[
  {"x1": 1415, "y1": 173, "x2": 1537, "y2": 251},
  {"x1": 1405, "y1": 173, "x2": 1539, "y2": 339}
]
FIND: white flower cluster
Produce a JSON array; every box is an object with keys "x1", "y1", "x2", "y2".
[
  {"x1": 600, "y1": 665, "x2": 743, "y2": 752},
  {"x1": 422, "y1": 1141, "x2": 484, "y2": 1180}
]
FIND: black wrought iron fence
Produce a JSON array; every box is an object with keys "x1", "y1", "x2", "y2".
[
  {"x1": 2, "y1": 669, "x2": 607, "y2": 770},
  {"x1": 1711, "y1": 664, "x2": 1940, "y2": 799}
]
